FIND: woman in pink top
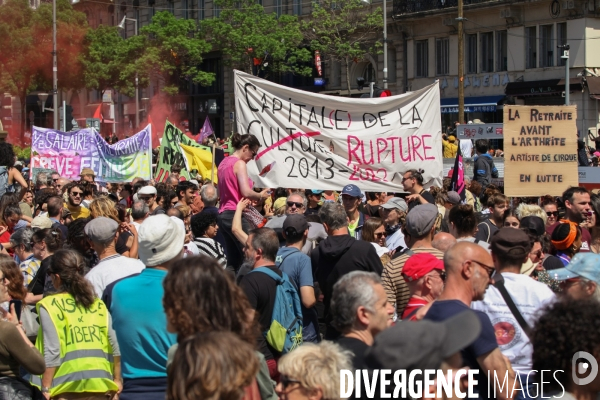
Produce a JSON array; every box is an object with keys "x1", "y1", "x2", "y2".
[{"x1": 217, "y1": 133, "x2": 270, "y2": 273}]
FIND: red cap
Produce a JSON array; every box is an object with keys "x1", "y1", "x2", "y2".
[{"x1": 402, "y1": 253, "x2": 444, "y2": 282}]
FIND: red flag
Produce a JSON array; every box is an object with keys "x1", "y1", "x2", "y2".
[{"x1": 93, "y1": 104, "x2": 103, "y2": 120}]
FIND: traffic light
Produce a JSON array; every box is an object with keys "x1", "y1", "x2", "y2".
[
  {"x1": 65, "y1": 105, "x2": 74, "y2": 131},
  {"x1": 374, "y1": 89, "x2": 392, "y2": 97}
]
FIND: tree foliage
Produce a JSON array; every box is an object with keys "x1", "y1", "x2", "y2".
[
  {"x1": 202, "y1": 0, "x2": 312, "y2": 78},
  {"x1": 80, "y1": 25, "x2": 126, "y2": 95},
  {"x1": 304, "y1": 0, "x2": 383, "y2": 93},
  {"x1": 0, "y1": 0, "x2": 87, "y2": 138},
  {"x1": 137, "y1": 12, "x2": 214, "y2": 95}
]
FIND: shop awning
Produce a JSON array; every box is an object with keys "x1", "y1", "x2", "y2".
[
  {"x1": 505, "y1": 78, "x2": 582, "y2": 96},
  {"x1": 440, "y1": 95, "x2": 505, "y2": 114},
  {"x1": 587, "y1": 76, "x2": 600, "y2": 99}
]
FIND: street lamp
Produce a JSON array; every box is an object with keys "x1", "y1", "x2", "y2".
[
  {"x1": 118, "y1": 16, "x2": 140, "y2": 130},
  {"x1": 362, "y1": 0, "x2": 388, "y2": 90}
]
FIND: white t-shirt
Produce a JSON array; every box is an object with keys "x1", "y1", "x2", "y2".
[
  {"x1": 386, "y1": 229, "x2": 406, "y2": 252},
  {"x1": 460, "y1": 139, "x2": 473, "y2": 157},
  {"x1": 456, "y1": 237, "x2": 491, "y2": 252},
  {"x1": 85, "y1": 254, "x2": 145, "y2": 298},
  {"x1": 471, "y1": 272, "x2": 555, "y2": 373}
]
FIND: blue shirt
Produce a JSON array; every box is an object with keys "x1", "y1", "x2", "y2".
[
  {"x1": 107, "y1": 268, "x2": 176, "y2": 380},
  {"x1": 425, "y1": 300, "x2": 498, "y2": 399},
  {"x1": 275, "y1": 247, "x2": 320, "y2": 342}
]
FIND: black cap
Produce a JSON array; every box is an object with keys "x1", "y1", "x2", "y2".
[
  {"x1": 364, "y1": 310, "x2": 481, "y2": 371},
  {"x1": 520, "y1": 216, "x2": 545, "y2": 237},
  {"x1": 283, "y1": 214, "x2": 309, "y2": 238}
]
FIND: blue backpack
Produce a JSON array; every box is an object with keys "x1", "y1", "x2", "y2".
[{"x1": 251, "y1": 267, "x2": 303, "y2": 354}]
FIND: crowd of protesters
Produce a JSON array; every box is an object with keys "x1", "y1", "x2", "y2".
[{"x1": 0, "y1": 132, "x2": 599, "y2": 400}]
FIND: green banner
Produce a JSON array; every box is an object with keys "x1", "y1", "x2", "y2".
[{"x1": 155, "y1": 121, "x2": 209, "y2": 182}]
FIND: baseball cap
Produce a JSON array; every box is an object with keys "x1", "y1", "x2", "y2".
[
  {"x1": 380, "y1": 197, "x2": 408, "y2": 212},
  {"x1": 283, "y1": 214, "x2": 309, "y2": 238},
  {"x1": 551, "y1": 253, "x2": 600, "y2": 282},
  {"x1": 84, "y1": 217, "x2": 118, "y2": 243},
  {"x1": 310, "y1": 190, "x2": 324, "y2": 195},
  {"x1": 519, "y1": 216, "x2": 545, "y2": 237},
  {"x1": 402, "y1": 253, "x2": 444, "y2": 282},
  {"x1": 365, "y1": 310, "x2": 481, "y2": 371},
  {"x1": 341, "y1": 184, "x2": 361, "y2": 198},
  {"x1": 490, "y1": 227, "x2": 531, "y2": 259},
  {"x1": 138, "y1": 215, "x2": 185, "y2": 266},
  {"x1": 138, "y1": 186, "x2": 157, "y2": 196},
  {"x1": 448, "y1": 136, "x2": 456, "y2": 142},
  {"x1": 30, "y1": 216, "x2": 53, "y2": 230},
  {"x1": 447, "y1": 191, "x2": 461, "y2": 205},
  {"x1": 405, "y1": 204, "x2": 439, "y2": 237},
  {"x1": 79, "y1": 168, "x2": 95, "y2": 177}
]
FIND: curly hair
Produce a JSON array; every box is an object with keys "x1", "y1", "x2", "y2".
[
  {"x1": 532, "y1": 298, "x2": 600, "y2": 392},
  {"x1": 0, "y1": 143, "x2": 15, "y2": 168},
  {"x1": 190, "y1": 212, "x2": 217, "y2": 237},
  {"x1": 0, "y1": 255, "x2": 26, "y2": 300},
  {"x1": 167, "y1": 331, "x2": 259, "y2": 400},
  {"x1": 162, "y1": 256, "x2": 259, "y2": 344},
  {"x1": 89, "y1": 197, "x2": 120, "y2": 223}
]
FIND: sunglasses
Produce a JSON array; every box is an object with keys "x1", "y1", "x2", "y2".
[
  {"x1": 546, "y1": 211, "x2": 559, "y2": 217},
  {"x1": 427, "y1": 270, "x2": 446, "y2": 281},
  {"x1": 53, "y1": 178, "x2": 58, "y2": 182},
  {"x1": 280, "y1": 375, "x2": 301, "y2": 389},
  {"x1": 401, "y1": 176, "x2": 414, "y2": 183},
  {"x1": 470, "y1": 260, "x2": 495, "y2": 278},
  {"x1": 70, "y1": 192, "x2": 83, "y2": 197},
  {"x1": 375, "y1": 231, "x2": 388, "y2": 238},
  {"x1": 287, "y1": 201, "x2": 303, "y2": 208}
]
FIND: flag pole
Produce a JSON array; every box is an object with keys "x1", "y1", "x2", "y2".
[{"x1": 211, "y1": 142, "x2": 216, "y2": 183}]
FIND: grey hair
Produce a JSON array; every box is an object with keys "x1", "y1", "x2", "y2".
[
  {"x1": 286, "y1": 192, "x2": 307, "y2": 211},
  {"x1": 131, "y1": 200, "x2": 149, "y2": 220},
  {"x1": 330, "y1": 271, "x2": 382, "y2": 333},
  {"x1": 200, "y1": 184, "x2": 218, "y2": 207},
  {"x1": 10, "y1": 227, "x2": 35, "y2": 252},
  {"x1": 318, "y1": 202, "x2": 348, "y2": 230},
  {"x1": 580, "y1": 278, "x2": 600, "y2": 302},
  {"x1": 35, "y1": 172, "x2": 48, "y2": 188}
]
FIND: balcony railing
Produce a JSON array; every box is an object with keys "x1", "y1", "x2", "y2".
[{"x1": 393, "y1": 0, "x2": 509, "y2": 16}]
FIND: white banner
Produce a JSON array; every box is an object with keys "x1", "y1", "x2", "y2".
[{"x1": 234, "y1": 70, "x2": 442, "y2": 191}]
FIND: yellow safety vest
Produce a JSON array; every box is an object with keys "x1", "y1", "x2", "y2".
[{"x1": 31, "y1": 293, "x2": 118, "y2": 397}]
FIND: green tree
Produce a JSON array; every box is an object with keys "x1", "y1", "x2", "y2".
[
  {"x1": 0, "y1": 0, "x2": 87, "y2": 139},
  {"x1": 137, "y1": 12, "x2": 214, "y2": 95},
  {"x1": 202, "y1": 0, "x2": 312, "y2": 78},
  {"x1": 80, "y1": 25, "x2": 126, "y2": 96},
  {"x1": 304, "y1": 0, "x2": 383, "y2": 93}
]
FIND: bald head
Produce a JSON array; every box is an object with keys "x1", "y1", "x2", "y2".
[
  {"x1": 443, "y1": 242, "x2": 494, "y2": 302},
  {"x1": 432, "y1": 232, "x2": 457, "y2": 253}
]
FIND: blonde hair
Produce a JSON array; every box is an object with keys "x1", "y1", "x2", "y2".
[
  {"x1": 516, "y1": 204, "x2": 547, "y2": 225},
  {"x1": 278, "y1": 341, "x2": 352, "y2": 400},
  {"x1": 89, "y1": 197, "x2": 120, "y2": 223},
  {"x1": 175, "y1": 204, "x2": 191, "y2": 219}
]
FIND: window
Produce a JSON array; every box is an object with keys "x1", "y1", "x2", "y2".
[
  {"x1": 436, "y1": 38, "x2": 449, "y2": 76},
  {"x1": 526, "y1": 26, "x2": 537, "y2": 69},
  {"x1": 330, "y1": 59, "x2": 341, "y2": 87},
  {"x1": 466, "y1": 34, "x2": 477, "y2": 74},
  {"x1": 214, "y1": 3, "x2": 220, "y2": 17},
  {"x1": 557, "y1": 22, "x2": 567, "y2": 66},
  {"x1": 415, "y1": 40, "x2": 428, "y2": 78},
  {"x1": 293, "y1": 0, "x2": 301, "y2": 14},
  {"x1": 496, "y1": 30, "x2": 507, "y2": 71},
  {"x1": 197, "y1": 0, "x2": 204, "y2": 20},
  {"x1": 539, "y1": 25, "x2": 553, "y2": 67},
  {"x1": 182, "y1": 0, "x2": 188, "y2": 19},
  {"x1": 388, "y1": 47, "x2": 397, "y2": 83},
  {"x1": 275, "y1": 0, "x2": 282, "y2": 17},
  {"x1": 364, "y1": 63, "x2": 376, "y2": 82},
  {"x1": 480, "y1": 32, "x2": 493, "y2": 72}
]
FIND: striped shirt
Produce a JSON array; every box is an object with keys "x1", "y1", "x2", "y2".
[
  {"x1": 194, "y1": 237, "x2": 228, "y2": 269},
  {"x1": 381, "y1": 247, "x2": 444, "y2": 318}
]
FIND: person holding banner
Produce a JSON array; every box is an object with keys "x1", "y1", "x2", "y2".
[{"x1": 217, "y1": 133, "x2": 270, "y2": 272}]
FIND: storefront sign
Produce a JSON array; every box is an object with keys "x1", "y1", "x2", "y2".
[
  {"x1": 456, "y1": 123, "x2": 503, "y2": 140},
  {"x1": 503, "y1": 105, "x2": 578, "y2": 196},
  {"x1": 234, "y1": 70, "x2": 443, "y2": 191},
  {"x1": 31, "y1": 125, "x2": 152, "y2": 182}
]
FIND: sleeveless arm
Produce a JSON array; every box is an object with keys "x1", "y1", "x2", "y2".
[{"x1": 233, "y1": 160, "x2": 262, "y2": 200}]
